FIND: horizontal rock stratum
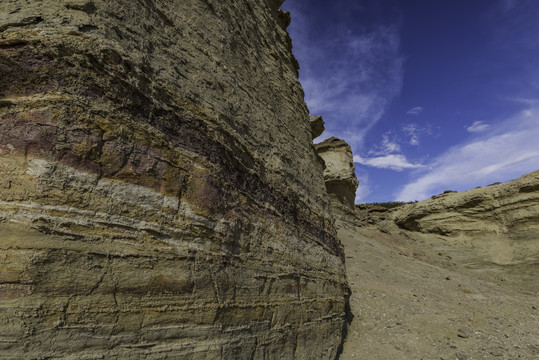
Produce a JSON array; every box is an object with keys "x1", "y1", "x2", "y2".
[
  {"x1": 394, "y1": 171, "x2": 539, "y2": 265},
  {"x1": 0, "y1": 1, "x2": 350, "y2": 359}
]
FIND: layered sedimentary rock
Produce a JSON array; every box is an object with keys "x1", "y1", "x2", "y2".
[
  {"x1": 0, "y1": 1, "x2": 349, "y2": 359},
  {"x1": 358, "y1": 171, "x2": 539, "y2": 290},
  {"x1": 395, "y1": 171, "x2": 539, "y2": 239},
  {"x1": 315, "y1": 138, "x2": 358, "y2": 227},
  {"x1": 342, "y1": 206, "x2": 538, "y2": 360},
  {"x1": 395, "y1": 171, "x2": 539, "y2": 267}
]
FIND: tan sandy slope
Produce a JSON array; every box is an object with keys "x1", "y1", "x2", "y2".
[
  {"x1": 339, "y1": 223, "x2": 537, "y2": 360},
  {"x1": 339, "y1": 171, "x2": 539, "y2": 359}
]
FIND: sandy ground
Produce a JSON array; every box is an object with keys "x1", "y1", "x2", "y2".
[{"x1": 338, "y1": 223, "x2": 538, "y2": 360}]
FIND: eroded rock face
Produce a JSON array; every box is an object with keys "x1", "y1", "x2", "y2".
[
  {"x1": 371, "y1": 171, "x2": 539, "y2": 290},
  {"x1": 0, "y1": 1, "x2": 349, "y2": 358},
  {"x1": 315, "y1": 137, "x2": 359, "y2": 227},
  {"x1": 395, "y1": 171, "x2": 539, "y2": 243}
]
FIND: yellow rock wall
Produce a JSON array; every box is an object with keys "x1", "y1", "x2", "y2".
[{"x1": 0, "y1": 1, "x2": 349, "y2": 358}]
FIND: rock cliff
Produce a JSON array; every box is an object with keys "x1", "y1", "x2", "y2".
[
  {"x1": 315, "y1": 138, "x2": 359, "y2": 227},
  {"x1": 357, "y1": 170, "x2": 539, "y2": 290},
  {"x1": 0, "y1": 1, "x2": 349, "y2": 359},
  {"x1": 309, "y1": 115, "x2": 325, "y2": 140}
]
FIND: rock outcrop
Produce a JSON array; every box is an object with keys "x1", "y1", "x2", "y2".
[
  {"x1": 339, "y1": 211, "x2": 538, "y2": 360},
  {"x1": 315, "y1": 137, "x2": 359, "y2": 227},
  {"x1": 357, "y1": 170, "x2": 539, "y2": 290},
  {"x1": 395, "y1": 171, "x2": 539, "y2": 239},
  {"x1": 309, "y1": 115, "x2": 325, "y2": 140},
  {"x1": 0, "y1": 1, "x2": 349, "y2": 359}
]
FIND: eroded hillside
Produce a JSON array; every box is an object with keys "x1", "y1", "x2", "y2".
[
  {"x1": 362, "y1": 170, "x2": 539, "y2": 291},
  {"x1": 340, "y1": 170, "x2": 539, "y2": 359}
]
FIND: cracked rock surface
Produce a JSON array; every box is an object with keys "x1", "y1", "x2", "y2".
[
  {"x1": 315, "y1": 138, "x2": 359, "y2": 226},
  {"x1": 0, "y1": 1, "x2": 349, "y2": 359}
]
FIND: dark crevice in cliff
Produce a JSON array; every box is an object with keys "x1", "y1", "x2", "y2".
[
  {"x1": 0, "y1": 16, "x2": 43, "y2": 33},
  {"x1": 335, "y1": 288, "x2": 354, "y2": 360}
]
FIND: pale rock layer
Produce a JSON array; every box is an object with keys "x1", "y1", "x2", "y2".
[{"x1": 315, "y1": 138, "x2": 359, "y2": 227}]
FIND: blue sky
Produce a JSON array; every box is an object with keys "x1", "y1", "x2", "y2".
[{"x1": 282, "y1": 0, "x2": 539, "y2": 203}]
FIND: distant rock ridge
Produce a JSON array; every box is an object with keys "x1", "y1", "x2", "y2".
[
  {"x1": 0, "y1": 1, "x2": 350, "y2": 358},
  {"x1": 355, "y1": 170, "x2": 539, "y2": 290},
  {"x1": 395, "y1": 171, "x2": 539, "y2": 240}
]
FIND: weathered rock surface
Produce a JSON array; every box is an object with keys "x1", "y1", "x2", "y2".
[
  {"x1": 395, "y1": 171, "x2": 539, "y2": 238},
  {"x1": 338, "y1": 219, "x2": 538, "y2": 360},
  {"x1": 309, "y1": 115, "x2": 325, "y2": 140},
  {"x1": 0, "y1": 1, "x2": 349, "y2": 359},
  {"x1": 394, "y1": 171, "x2": 539, "y2": 287},
  {"x1": 315, "y1": 137, "x2": 359, "y2": 227},
  {"x1": 357, "y1": 170, "x2": 539, "y2": 290},
  {"x1": 354, "y1": 204, "x2": 392, "y2": 227}
]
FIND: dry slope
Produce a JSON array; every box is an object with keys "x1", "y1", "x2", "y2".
[
  {"x1": 339, "y1": 222, "x2": 538, "y2": 360},
  {"x1": 391, "y1": 170, "x2": 539, "y2": 290},
  {"x1": 339, "y1": 170, "x2": 539, "y2": 359}
]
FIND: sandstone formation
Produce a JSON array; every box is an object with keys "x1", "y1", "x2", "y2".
[
  {"x1": 0, "y1": 1, "x2": 350, "y2": 359},
  {"x1": 395, "y1": 171, "x2": 539, "y2": 239},
  {"x1": 339, "y1": 216, "x2": 538, "y2": 360},
  {"x1": 315, "y1": 138, "x2": 359, "y2": 227},
  {"x1": 354, "y1": 204, "x2": 392, "y2": 227},
  {"x1": 356, "y1": 170, "x2": 539, "y2": 290}
]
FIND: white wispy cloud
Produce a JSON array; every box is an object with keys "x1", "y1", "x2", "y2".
[
  {"x1": 508, "y1": 97, "x2": 539, "y2": 105},
  {"x1": 396, "y1": 108, "x2": 539, "y2": 201},
  {"x1": 466, "y1": 121, "x2": 490, "y2": 133},
  {"x1": 284, "y1": 1, "x2": 404, "y2": 150},
  {"x1": 406, "y1": 106, "x2": 424, "y2": 115},
  {"x1": 354, "y1": 172, "x2": 371, "y2": 203},
  {"x1": 354, "y1": 154, "x2": 424, "y2": 171},
  {"x1": 402, "y1": 123, "x2": 420, "y2": 145},
  {"x1": 402, "y1": 123, "x2": 434, "y2": 146},
  {"x1": 358, "y1": 131, "x2": 424, "y2": 171},
  {"x1": 382, "y1": 134, "x2": 401, "y2": 153},
  {"x1": 368, "y1": 134, "x2": 401, "y2": 155}
]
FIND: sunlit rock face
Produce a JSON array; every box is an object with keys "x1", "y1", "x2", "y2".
[
  {"x1": 0, "y1": 1, "x2": 349, "y2": 358},
  {"x1": 391, "y1": 170, "x2": 539, "y2": 289},
  {"x1": 395, "y1": 171, "x2": 539, "y2": 245},
  {"x1": 315, "y1": 137, "x2": 359, "y2": 227}
]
